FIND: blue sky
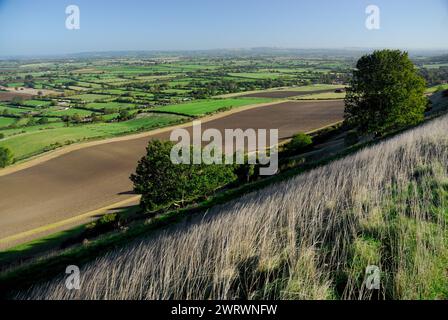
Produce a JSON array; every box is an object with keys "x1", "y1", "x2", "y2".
[{"x1": 0, "y1": 0, "x2": 447, "y2": 56}]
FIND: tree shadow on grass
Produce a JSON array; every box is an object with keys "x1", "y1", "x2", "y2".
[{"x1": 0, "y1": 202, "x2": 141, "y2": 272}]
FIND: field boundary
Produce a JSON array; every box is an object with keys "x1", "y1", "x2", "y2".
[{"x1": 217, "y1": 85, "x2": 346, "y2": 98}]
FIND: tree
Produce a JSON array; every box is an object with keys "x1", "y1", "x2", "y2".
[
  {"x1": 344, "y1": 50, "x2": 427, "y2": 136},
  {"x1": 131, "y1": 140, "x2": 190, "y2": 212},
  {"x1": 70, "y1": 114, "x2": 83, "y2": 124},
  {"x1": 62, "y1": 115, "x2": 71, "y2": 127},
  {"x1": 0, "y1": 146, "x2": 14, "y2": 168},
  {"x1": 37, "y1": 117, "x2": 49, "y2": 125},
  {"x1": 118, "y1": 109, "x2": 132, "y2": 121},
  {"x1": 91, "y1": 113, "x2": 103, "y2": 123},
  {"x1": 26, "y1": 117, "x2": 37, "y2": 126},
  {"x1": 130, "y1": 140, "x2": 236, "y2": 213}
]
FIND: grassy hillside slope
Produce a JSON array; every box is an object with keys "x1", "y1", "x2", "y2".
[{"x1": 19, "y1": 115, "x2": 448, "y2": 300}]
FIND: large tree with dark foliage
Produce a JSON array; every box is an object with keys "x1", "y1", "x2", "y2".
[
  {"x1": 130, "y1": 140, "x2": 236, "y2": 213},
  {"x1": 345, "y1": 50, "x2": 427, "y2": 135}
]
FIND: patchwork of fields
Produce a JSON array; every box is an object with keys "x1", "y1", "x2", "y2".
[
  {"x1": 153, "y1": 97, "x2": 273, "y2": 116},
  {"x1": 0, "y1": 57, "x2": 354, "y2": 161},
  {"x1": 0, "y1": 114, "x2": 186, "y2": 159}
]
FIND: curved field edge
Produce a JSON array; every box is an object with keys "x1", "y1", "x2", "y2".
[
  {"x1": 13, "y1": 114, "x2": 448, "y2": 300},
  {"x1": 0, "y1": 114, "x2": 187, "y2": 161},
  {"x1": 0, "y1": 99, "x2": 281, "y2": 173}
]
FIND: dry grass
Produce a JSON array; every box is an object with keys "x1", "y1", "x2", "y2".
[{"x1": 18, "y1": 115, "x2": 448, "y2": 300}]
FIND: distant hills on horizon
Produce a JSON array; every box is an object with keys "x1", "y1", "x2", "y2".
[{"x1": 1, "y1": 47, "x2": 448, "y2": 61}]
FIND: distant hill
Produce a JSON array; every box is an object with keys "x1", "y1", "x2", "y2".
[{"x1": 2, "y1": 48, "x2": 447, "y2": 61}]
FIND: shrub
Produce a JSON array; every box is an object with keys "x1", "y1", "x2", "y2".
[
  {"x1": 37, "y1": 117, "x2": 49, "y2": 125},
  {"x1": 0, "y1": 146, "x2": 14, "y2": 168},
  {"x1": 234, "y1": 161, "x2": 256, "y2": 183},
  {"x1": 344, "y1": 130, "x2": 359, "y2": 146},
  {"x1": 285, "y1": 132, "x2": 313, "y2": 153},
  {"x1": 118, "y1": 109, "x2": 135, "y2": 121},
  {"x1": 85, "y1": 213, "x2": 120, "y2": 236}
]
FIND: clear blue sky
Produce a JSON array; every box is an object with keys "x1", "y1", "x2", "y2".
[{"x1": 0, "y1": 0, "x2": 447, "y2": 56}]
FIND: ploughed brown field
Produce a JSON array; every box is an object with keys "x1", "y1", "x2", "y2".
[
  {"x1": 0, "y1": 100, "x2": 344, "y2": 247},
  {"x1": 240, "y1": 88, "x2": 342, "y2": 99},
  {"x1": 0, "y1": 91, "x2": 34, "y2": 101}
]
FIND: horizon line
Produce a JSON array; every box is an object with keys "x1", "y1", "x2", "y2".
[{"x1": 1, "y1": 47, "x2": 448, "y2": 60}]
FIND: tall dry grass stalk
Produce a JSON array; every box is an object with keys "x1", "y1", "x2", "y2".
[{"x1": 19, "y1": 116, "x2": 448, "y2": 300}]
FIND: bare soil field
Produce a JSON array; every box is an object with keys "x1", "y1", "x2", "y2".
[
  {"x1": 0, "y1": 91, "x2": 34, "y2": 102},
  {"x1": 197, "y1": 100, "x2": 344, "y2": 138},
  {"x1": 240, "y1": 89, "x2": 341, "y2": 99},
  {"x1": 0, "y1": 100, "x2": 344, "y2": 248},
  {"x1": 0, "y1": 86, "x2": 59, "y2": 100}
]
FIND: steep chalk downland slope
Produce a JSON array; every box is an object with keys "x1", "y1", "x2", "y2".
[{"x1": 20, "y1": 115, "x2": 448, "y2": 300}]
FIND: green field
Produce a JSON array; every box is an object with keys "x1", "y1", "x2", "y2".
[
  {"x1": 96, "y1": 66, "x2": 155, "y2": 74},
  {"x1": 228, "y1": 72, "x2": 288, "y2": 79},
  {"x1": 422, "y1": 63, "x2": 448, "y2": 69},
  {"x1": 92, "y1": 89, "x2": 128, "y2": 95},
  {"x1": 154, "y1": 97, "x2": 273, "y2": 116},
  {"x1": 75, "y1": 82, "x2": 103, "y2": 89},
  {"x1": 0, "y1": 55, "x2": 358, "y2": 163},
  {"x1": 426, "y1": 84, "x2": 448, "y2": 94},
  {"x1": 0, "y1": 122, "x2": 67, "y2": 138},
  {"x1": 22, "y1": 100, "x2": 53, "y2": 108},
  {"x1": 68, "y1": 94, "x2": 113, "y2": 102},
  {"x1": 85, "y1": 102, "x2": 136, "y2": 111},
  {"x1": 284, "y1": 84, "x2": 345, "y2": 92},
  {"x1": 6, "y1": 82, "x2": 25, "y2": 87},
  {"x1": 0, "y1": 106, "x2": 34, "y2": 115},
  {"x1": 0, "y1": 117, "x2": 17, "y2": 128},
  {"x1": 42, "y1": 107, "x2": 98, "y2": 117},
  {"x1": 0, "y1": 114, "x2": 186, "y2": 159},
  {"x1": 218, "y1": 84, "x2": 346, "y2": 98}
]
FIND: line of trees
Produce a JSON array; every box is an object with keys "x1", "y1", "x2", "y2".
[{"x1": 419, "y1": 66, "x2": 448, "y2": 86}]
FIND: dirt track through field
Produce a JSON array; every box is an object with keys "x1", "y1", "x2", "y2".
[{"x1": 0, "y1": 100, "x2": 344, "y2": 248}]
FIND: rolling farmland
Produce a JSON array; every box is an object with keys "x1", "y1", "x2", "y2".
[
  {"x1": 0, "y1": 52, "x2": 447, "y2": 302},
  {"x1": 0, "y1": 0, "x2": 447, "y2": 304},
  {"x1": 0, "y1": 56, "x2": 352, "y2": 162},
  {"x1": 0, "y1": 100, "x2": 344, "y2": 248}
]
